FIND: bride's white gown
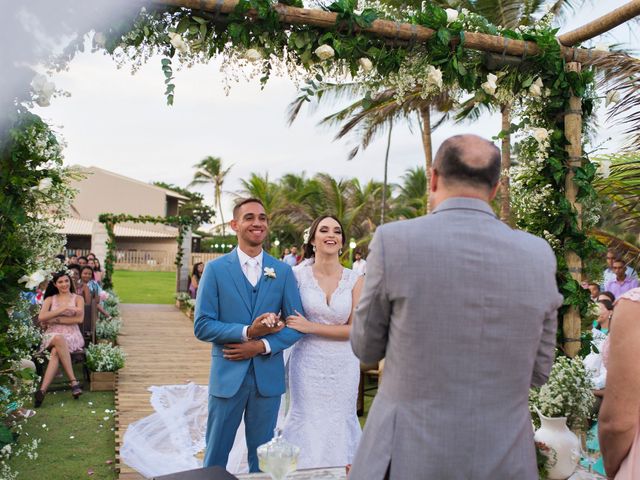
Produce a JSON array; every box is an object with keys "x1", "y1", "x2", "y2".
[
  {"x1": 282, "y1": 264, "x2": 362, "y2": 469},
  {"x1": 120, "y1": 264, "x2": 362, "y2": 478}
]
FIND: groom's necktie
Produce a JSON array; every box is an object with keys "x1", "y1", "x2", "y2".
[{"x1": 245, "y1": 258, "x2": 260, "y2": 287}]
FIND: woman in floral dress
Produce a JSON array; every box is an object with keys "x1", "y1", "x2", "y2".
[{"x1": 35, "y1": 271, "x2": 85, "y2": 406}]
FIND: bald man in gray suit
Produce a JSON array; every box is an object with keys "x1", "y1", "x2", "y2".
[{"x1": 349, "y1": 134, "x2": 563, "y2": 480}]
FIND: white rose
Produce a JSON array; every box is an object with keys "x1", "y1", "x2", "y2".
[
  {"x1": 605, "y1": 90, "x2": 621, "y2": 106},
  {"x1": 168, "y1": 32, "x2": 188, "y2": 54},
  {"x1": 94, "y1": 32, "x2": 107, "y2": 48},
  {"x1": 37, "y1": 177, "x2": 53, "y2": 192},
  {"x1": 426, "y1": 65, "x2": 443, "y2": 88},
  {"x1": 531, "y1": 127, "x2": 549, "y2": 143},
  {"x1": 445, "y1": 8, "x2": 459, "y2": 23},
  {"x1": 245, "y1": 48, "x2": 262, "y2": 62},
  {"x1": 481, "y1": 73, "x2": 497, "y2": 96},
  {"x1": 358, "y1": 57, "x2": 373, "y2": 73},
  {"x1": 19, "y1": 270, "x2": 48, "y2": 290},
  {"x1": 594, "y1": 43, "x2": 609, "y2": 52},
  {"x1": 529, "y1": 78, "x2": 543, "y2": 98},
  {"x1": 314, "y1": 44, "x2": 335, "y2": 61}
]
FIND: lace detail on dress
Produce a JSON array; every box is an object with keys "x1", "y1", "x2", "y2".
[{"x1": 283, "y1": 263, "x2": 362, "y2": 469}]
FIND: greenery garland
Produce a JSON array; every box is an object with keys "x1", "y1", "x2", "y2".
[{"x1": 98, "y1": 213, "x2": 194, "y2": 290}]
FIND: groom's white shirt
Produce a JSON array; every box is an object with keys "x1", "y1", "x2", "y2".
[{"x1": 237, "y1": 247, "x2": 271, "y2": 354}]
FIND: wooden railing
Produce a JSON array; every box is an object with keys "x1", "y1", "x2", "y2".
[
  {"x1": 191, "y1": 252, "x2": 223, "y2": 265},
  {"x1": 115, "y1": 250, "x2": 171, "y2": 266}
]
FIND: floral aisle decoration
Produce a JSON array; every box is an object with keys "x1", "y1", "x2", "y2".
[
  {"x1": 0, "y1": 108, "x2": 78, "y2": 478},
  {"x1": 86, "y1": 343, "x2": 126, "y2": 392},
  {"x1": 96, "y1": 318, "x2": 123, "y2": 344},
  {"x1": 99, "y1": 289, "x2": 121, "y2": 321}
]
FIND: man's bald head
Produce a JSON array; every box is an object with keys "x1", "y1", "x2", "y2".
[{"x1": 433, "y1": 134, "x2": 501, "y2": 191}]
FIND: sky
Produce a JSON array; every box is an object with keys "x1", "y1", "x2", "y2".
[{"x1": 25, "y1": 0, "x2": 640, "y2": 227}]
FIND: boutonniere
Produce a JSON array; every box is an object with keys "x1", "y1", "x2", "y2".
[{"x1": 263, "y1": 267, "x2": 276, "y2": 279}]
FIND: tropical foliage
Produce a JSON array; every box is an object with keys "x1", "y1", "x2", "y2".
[
  {"x1": 153, "y1": 181, "x2": 215, "y2": 230},
  {"x1": 189, "y1": 156, "x2": 233, "y2": 236}
]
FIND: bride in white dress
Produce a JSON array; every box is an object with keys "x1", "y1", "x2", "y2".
[{"x1": 282, "y1": 215, "x2": 364, "y2": 469}]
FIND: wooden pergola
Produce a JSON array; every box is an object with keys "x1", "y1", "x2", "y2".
[{"x1": 155, "y1": 0, "x2": 640, "y2": 356}]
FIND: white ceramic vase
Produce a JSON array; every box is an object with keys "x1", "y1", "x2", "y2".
[{"x1": 534, "y1": 408, "x2": 580, "y2": 480}]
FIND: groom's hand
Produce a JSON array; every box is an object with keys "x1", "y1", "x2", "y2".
[
  {"x1": 247, "y1": 312, "x2": 285, "y2": 338},
  {"x1": 223, "y1": 340, "x2": 265, "y2": 360}
]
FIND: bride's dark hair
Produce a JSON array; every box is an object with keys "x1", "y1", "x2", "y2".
[{"x1": 302, "y1": 215, "x2": 347, "y2": 259}]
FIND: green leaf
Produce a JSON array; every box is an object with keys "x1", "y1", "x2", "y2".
[
  {"x1": 437, "y1": 28, "x2": 450, "y2": 46},
  {"x1": 192, "y1": 15, "x2": 208, "y2": 24},
  {"x1": 176, "y1": 17, "x2": 191, "y2": 34}
]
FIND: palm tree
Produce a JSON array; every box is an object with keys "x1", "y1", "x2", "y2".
[
  {"x1": 392, "y1": 166, "x2": 428, "y2": 219},
  {"x1": 189, "y1": 156, "x2": 232, "y2": 236}
]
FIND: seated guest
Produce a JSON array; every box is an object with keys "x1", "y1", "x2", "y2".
[
  {"x1": 599, "y1": 291, "x2": 616, "y2": 304},
  {"x1": 584, "y1": 299, "x2": 613, "y2": 406},
  {"x1": 87, "y1": 252, "x2": 96, "y2": 261},
  {"x1": 603, "y1": 248, "x2": 638, "y2": 289},
  {"x1": 588, "y1": 282, "x2": 601, "y2": 302},
  {"x1": 605, "y1": 257, "x2": 639, "y2": 299},
  {"x1": 67, "y1": 254, "x2": 78, "y2": 266},
  {"x1": 281, "y1": 247, "x2": 290, "y2": 261},
  {"x1": 92, "y1": 258, "x2": 103, "y2": 284},
  {"x1": 67, "y1": 264, "x2": 82, "y2": 290},
  {"x1": 77, "y1": 256, "x2": 88, "y2": 267},
  {"x1": 592, "y1": 299, "x2": 613, "y2": 349},
  {"x1": 189, "y1": 262, "x2": 204, "y2": 299},
  {"x1": 79, "y1": 266, "x2": 112, "y2": 319},
  {"x1": 35, "y1": 271, "x2": 85, "y2": 406},
  {"x1": 599, "y1": 287, "x2": 640, "y2": 478},
  {"x1": 55, "y1": 254, "x2": 66, "y2": 265}
]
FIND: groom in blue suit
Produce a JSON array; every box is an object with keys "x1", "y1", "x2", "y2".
[{"x1": 194, "y1": 198, "x2": 304, "y2": 472}]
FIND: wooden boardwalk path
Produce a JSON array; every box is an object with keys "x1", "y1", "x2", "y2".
[{"x1": 116, "y1": 304, "x2": 211, "y2": 480}]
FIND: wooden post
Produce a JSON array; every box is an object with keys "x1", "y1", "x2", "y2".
[
  {"x1": 419, "y1": 105, "x2": 432, "y2": 213},
  {"x1": 563, "y1": 62, "x2": 583, "y2": 358},
  {"x1": 500, "y1": 103, "x2": 511, "y2": 224}
]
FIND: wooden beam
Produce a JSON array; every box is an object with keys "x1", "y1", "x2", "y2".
[
  {"x1": 563, "y1": 61, "x2": 583, "y2": 359},
  {"x1": 152, "y1": 0, "x2": 620, "y2": 65},
  {"x1": 558, "y1": 0, "x2": 640, "y2": 47}
]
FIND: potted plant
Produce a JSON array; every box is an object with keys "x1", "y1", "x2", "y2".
[
  {"x1": 99, "y1": 289, "x2": 121, "y2": 321},
  {"x1": 86, "y1": 343, "x2": 125, "y2": 391},
  {"x1": 96, "y1": 317, "x2": 122, "y2": 346},
  {"x1": 186, "y1": 298, "x2": 196, "y2": 320},
  {"x1": 529, "y1": 355, "x2": 594, "y2": 479},
  {"x1": 175, "y1": 292, "x2": 191, "y2": 310}
]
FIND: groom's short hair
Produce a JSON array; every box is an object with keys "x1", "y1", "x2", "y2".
[
  {"x1": 434, "y1": 135, "x2": 501, "y2": 191},
  {"x1": 233, "y1": 198, "x2": 266, "y2": 219}
]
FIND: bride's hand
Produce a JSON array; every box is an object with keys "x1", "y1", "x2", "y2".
[{"x1": 286, "y1": 311, "x2": 314, "y2": 334}]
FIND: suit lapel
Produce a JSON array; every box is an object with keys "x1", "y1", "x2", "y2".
[
  {"x1": 253, "y1": 254, "x2": 276, "y2": 315},
  {"x1": 226, "y1": 250, "x2": 252, "y2": 313}
]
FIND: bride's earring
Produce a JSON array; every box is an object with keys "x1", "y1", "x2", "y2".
[
  {"x1": 312, "y1": 245, "x2": 316, "y2": 252},
  {"x1": 339, "y1": 248, "x2": 343, "y2": 255}
]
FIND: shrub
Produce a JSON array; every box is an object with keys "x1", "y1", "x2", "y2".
[{"x1": 86, "y1": 343, "x2": 125, "y2": 372}]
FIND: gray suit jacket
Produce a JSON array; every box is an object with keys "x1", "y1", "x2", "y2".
[{"x1": 349, "y1": 197, "x2": 563, "y2": 480}]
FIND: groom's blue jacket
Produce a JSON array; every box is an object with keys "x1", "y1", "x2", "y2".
[{"x1": 194, "y1": 249, "x2": 304, "y2": 398}]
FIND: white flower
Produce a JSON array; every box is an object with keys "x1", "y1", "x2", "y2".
[
  {"x1": 426, "y1": 65, "x2": 443, "y2": 89},
  {"x1": 531, "y1": 127, "x2": 550, "y2": 143},
  {"x1": 167, "y1": 32, "x2": 188, "y2": 54},
  {"x1": 358, "y1": 57, "x2": 373, "y2": 73},
  {"x1": 94, "y1": 32, "x2": 107, "y2": 48},
  {"x1": 445, "y1": 8, "x2": 459, "y2": 23},
  {"x1": 314, "y1": 44, "x2": 335, "y2": 61},
  {"x1": 594, "y1": 43, "x2": 609, "y2": 52},
  {"x1": 245, "y1": 49, "x2": 262, "y2": 62},
  {"x1": 529, "y1": 77, "x2": 544, "y2": 97},
  {"x1": 605, "y1": 90, "x2": 621, "y2": 107},
  {"x1": 18, "y1": 270, "x2": 47, "y2": 289},
  {"x1": 36, "y1": 177, "x2": 53, "y2": 192},
  {"x1": 481, "y1": 73, "x2": 498, "y2": 96},
  {"x1": 263, "y1": 267, "x2": 276, "y2": 279}
]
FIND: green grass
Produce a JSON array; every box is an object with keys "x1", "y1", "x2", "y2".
[
  {"x1": 112, "y1": 270, "x2": 176, "y2": 304},
  {"x1": 7, "y1": 377, "x2": 117, "y2": 480}
]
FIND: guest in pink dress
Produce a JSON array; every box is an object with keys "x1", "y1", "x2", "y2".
[
  {"x1": 35, "y1": 271, "x2": 85, "y2": 407},
  {"x1": 599, "y1": 287, "x2": 640, "y2": 479}
]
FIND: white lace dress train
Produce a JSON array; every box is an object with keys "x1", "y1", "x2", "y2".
[{"x1": 282, "y1": 264, "x2": 362, "y2": 469}]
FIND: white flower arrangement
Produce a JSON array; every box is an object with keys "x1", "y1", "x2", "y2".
[
  {"x1": 175, "y1": 292, "x2": 192, "y2": 302},
  {"x1": 529, "y1": 77, "x2": 544, "y2": 98},
  {"x1": 481, "y1": 73, "x2": 498, "y2": 96},
  {"x1": 425, "y1": 65, "x2": 443, "y2": 89},
  {"x1": 18, "y1": 269, "x2": 48, "y2": 290},
  {"x1": 263, "y1": 267, "x2": 276, "y2": 279},
  {"x1": 529, "y1": 355, "x2": 595, "y2": 431},
  {"x1": 445, "y1": 8, "x2": 459, "y2": 24},
  {"x1": 86, "y1": 343, "x2": 126, "y2": 372},
  {"x1": 96, "y1": 318, "x2": 122, "y2": 342},
  {"x1": 245, "y1": 48, "x2": 263, "y2": 62},
  {"x1": 168, "y1": 32, "x2": 188, "y2": 54}
]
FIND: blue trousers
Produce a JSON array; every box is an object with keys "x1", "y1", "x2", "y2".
[{"x1": 204, "y1": 364, "x2": 280, "y2": 473}]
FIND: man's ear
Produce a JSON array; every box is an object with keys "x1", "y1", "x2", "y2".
[
  {"x1": 229, "y1": 218, "x2": 239, "y2": 233},
  {"x1": 430, "y1": 168, "x2": 438, "y2": 193},
  {"x1": 488, "y1": 182, "x2": 500, "y2": 202}
]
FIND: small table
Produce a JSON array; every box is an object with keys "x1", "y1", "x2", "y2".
[{"x1": 236, "y1": 467, "x2": 347, "y2": 479}]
